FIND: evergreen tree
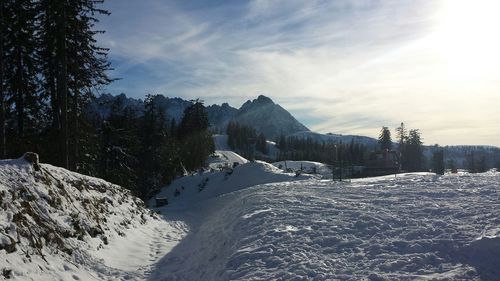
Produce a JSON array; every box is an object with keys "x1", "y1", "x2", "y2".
[
  {"x1": 378, "y1": 126, "x2": 392, "y2": 150},
  {"x1": 395, "y1": 122, "x2": 407, "y2": 170},
  {"x1": 225, "y1": 121, "x2": 257, "y2": 159},
  {"x1": 403, "y1": 129, "x2": 423, "y2": 172},
  {"x1": 178, "y1": 100, "x2": 214, "y2": 171},
  {"x1": 432, "y1": 149, "x2": 445, "y2": 175},
  {"x1": 0, "y1": 0, "x2": 6, "y2": 158},
  {"x1": 136, "y1": 94, "x2": 169, "y2": 197},
  {"x1": 178, "y1": 99, "x2": 209, "y2": 138},
  {"x1": 256, "y1": 132, "x2": 268, "y2": 154},
  {"x1": 3, "y1": 0, "x2": 41, "y2": 156},
  {"x1": 38, "y1": 0, "x2": 111, "y2": 168},
  {"x1": 96, "y1": 98, "x2": 139, "y2": 191}
]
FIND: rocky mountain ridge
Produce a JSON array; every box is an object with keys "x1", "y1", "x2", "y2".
[{"x1": 87, "y1": 94, "x2": 310, "y2": 139}]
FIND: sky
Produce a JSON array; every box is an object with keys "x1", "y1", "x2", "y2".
[{"x1": 95, "y1": 0, "x2": 500, "y2": 146}]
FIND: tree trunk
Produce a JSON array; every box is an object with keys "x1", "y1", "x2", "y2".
[
  {"x1": 72, "y1": 87, "x2": 79, "y2": 171},
  {"x1": 0, "y1": 2, "x2": 6, "y2": 158},
  {"x1": 15, "y1": 46, "x2": 24, "y2": 138},
  {"x1": 58, "y1": 2, "x2": 68, "y2": 169},
  {"x1": 49, "y1": 73, "x2": 59, "y2": 130}
]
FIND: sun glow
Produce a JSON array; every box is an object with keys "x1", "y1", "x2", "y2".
[{"x1": 433, "y1": 0, "x2": 500, "y2": 83}]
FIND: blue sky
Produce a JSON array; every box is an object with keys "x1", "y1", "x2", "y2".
[{"x1": 96, "y1": 0, "x2": 500, "y2": 146}]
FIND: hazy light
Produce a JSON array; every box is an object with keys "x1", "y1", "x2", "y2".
[{"x1": 433, "y1": 0, "x2": 500, "y2": 83}]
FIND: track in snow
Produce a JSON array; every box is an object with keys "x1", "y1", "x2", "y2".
[{"x1": 148, "y1": 172, "x2": 500, "y2": 281}]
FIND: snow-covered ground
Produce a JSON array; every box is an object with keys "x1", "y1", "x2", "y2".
[
  {"x1": 150, "y1": 171, "x2": 500, "y2": 281},
  {"x1": 150, "y1": 160, "x2": 312, "y2": 208},
  {"x1": 3, "y1": 152, "x2": 499, "y2": 280}
]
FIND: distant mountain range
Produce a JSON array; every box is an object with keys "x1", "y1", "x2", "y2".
[
  {"x1": 87, "y1": 94, "x2": 309, "y2": 139},
  {"x1": 87, "y1": 93, "x2": 499, "y2": 166}
]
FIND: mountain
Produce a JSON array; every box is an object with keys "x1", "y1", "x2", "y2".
[
  {"x1": 86, "y1": 93, "x2": 192, "y2": 123},
  {"x1": 205, "y1": 103, "x2": 238, "y2": 133},
  {"x1": 86, "y1": 93, "x2": 144, "y2": 120},
  {"x1": 232, "y1": 95, "x2": 309, "y2": 139},
  {"x1": 87, "y1": 94, "x2": 309, "y2": 138}
]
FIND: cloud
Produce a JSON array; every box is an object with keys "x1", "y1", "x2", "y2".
[{"x1": 96, "y1": 0, "x2": 500, "y2": 146}]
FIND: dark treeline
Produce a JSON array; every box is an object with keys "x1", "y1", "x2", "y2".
[
  {"x1": 226, "y1": 121, "x2": 268, "y2": 159},
  {"x1": 0, "y1": 1, "x2": 214, "y2": 199},
  {"x1": 443, "y1": 145, "x2": 500, "y2": 172},
  {"x1": 276, "y1": 134, "x2": 368, "y2": 166}
]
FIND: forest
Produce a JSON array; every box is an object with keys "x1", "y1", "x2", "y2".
[{"x1": 0, "y1": 1, "x2": 214, "y2": 199}]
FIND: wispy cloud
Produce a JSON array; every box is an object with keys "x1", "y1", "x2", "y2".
[{"x1": 96, "y1": 0, "x2": 500, "y2": 146}]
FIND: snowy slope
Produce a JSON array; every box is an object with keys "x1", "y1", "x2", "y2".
[
  {"x1": 0, "y1": 155, "x2": 182, "y2": 280},
  {"x1": 150, "y1": 160, "x2": 313, "y2": 209},
  {"x1": 149, "y1": 171, "x2": 500, "y2": 281},
  {"x1": 208, "y1": 135, "x2": 249, "y2": 169}
]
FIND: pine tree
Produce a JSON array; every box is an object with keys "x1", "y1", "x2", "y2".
[
  {"x1": 178, "y1": 99, "x2": 209, "y2": 138},
  {"x1": 432, "y1": 149, "x2": 445, "y2": 175},
  {"x1": 178, "y1": 100, "x2": 214, "y2": 171},
  {"x1": 395, "y1": 122, "x2": 407, "y2": 170},
  {"x1": 404, "y1": 129, "x2": 423, "y2": 172},
  {"x1": 38, "y1": 0, "x2": 111, "y2": 169},
  {"x1": 0, "y1": 0, "x2": 6, "y2": 158},
  {"x1": 256, "y1": 132, "x2": 268, "y2": 154},
  {"x1": 3, "y1": 0, "x2": 41, "y2": 156},
  {"x1": 136, "y1": 94, "x2": 168, "y2": 197},
  {"x1": 378, "y1": 126, "x2": 392, "y2": 150}
]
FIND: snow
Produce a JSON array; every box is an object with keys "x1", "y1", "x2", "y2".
[
  {"x1": 0, "y1": 156, "x2": 185, "y2": 280},
  {"x1": 208, "y1": 135, "x2": 249, "y2": 169},
  {"x1": 150, "y1": 171, "x2": 500, "y2": 280},
  {"x1": 150, "y1": 159, "x2": 313, "y2": 209},
  {"x1": 272, "y1": 160, "x2": 332, "y2": 178},
  {"x1": 3, "y1": 152, "x2": 499, "y2": 280}
]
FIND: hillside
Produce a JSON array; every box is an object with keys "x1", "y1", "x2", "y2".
[{"x1": 0, "y1": 154, "x2": 177, "y2": 280}]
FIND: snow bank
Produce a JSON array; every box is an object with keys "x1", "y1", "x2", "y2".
[{"x1": 0, "y1": 155, "x2": 177, "y2": 280}]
